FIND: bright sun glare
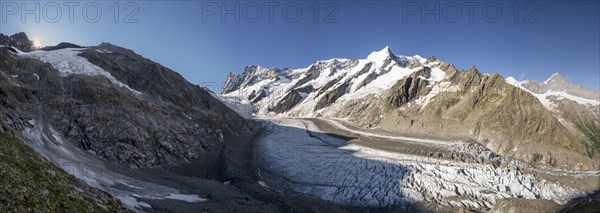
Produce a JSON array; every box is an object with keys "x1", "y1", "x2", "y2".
[{"x1": 32, "y1": 38, "x2": 42, "y2": 48}]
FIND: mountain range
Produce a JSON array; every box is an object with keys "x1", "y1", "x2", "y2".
[
  {"x1": 221, "y1": 46, "x2": 600, "y2": 170},
  {"x1": 1, "y1": 32, "x2": 599, "y2": 212}
]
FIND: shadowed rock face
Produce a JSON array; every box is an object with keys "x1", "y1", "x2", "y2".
[
  {"x1": 272, "y1": 90, "x2": 304, "y2": 113},
  {"x1": 0, "y1": 35, "x2": 256, "y2": 169},
  {"x1": 0, "y1": 32, "x2": 34, "y2": 52},
  {"x1": 315, "y1": 81, "x2": 349, "y2": 110},
  {"x1": 383, "y1": 68, "x2": 431, "y2": 110}
]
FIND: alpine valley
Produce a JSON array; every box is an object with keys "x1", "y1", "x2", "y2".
[
  {"x1": 1, "y1": 32, "x2": 599, "y2": 212},
  {"x1": 221, "y1": 46, "x2": 600, "y2": 211}
]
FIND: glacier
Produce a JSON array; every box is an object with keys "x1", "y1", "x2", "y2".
[{"x1": 255, "y1": 118, "x2": 597, "y2": 210}]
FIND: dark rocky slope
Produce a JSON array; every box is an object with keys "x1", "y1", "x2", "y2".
[{"x1": 0, "y1": 32, "x2": 256, "y2": 169}]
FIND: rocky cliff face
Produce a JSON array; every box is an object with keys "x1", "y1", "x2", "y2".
[
  {"x1": 0, "y1": 32, "x2": 35, "y2": 52},
  {"x1": 1, "y1": 33, "x2": 256, "y2": 169},
  {"x1": 220, "y1": 46, "x2": 600, "y2": 170}
]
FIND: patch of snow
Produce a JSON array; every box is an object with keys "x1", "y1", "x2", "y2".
[
  {"x1": 531, "y1": 90, "x2": 598, "y2": 109},
  {"x1": 298, "y1": 92, "x2": 309, "y2": 99},
  {"x1": 545, "y1": 90, "x2": 600, "y2": 106},
  {"x1": 506, "y1": 77, "x2": 599, "y2": 109},
  {"x1": 429, "y1": 68, "x2": 446, "y2": 82},
  {"x1": 165, "y1": 193, "x2": 207, "y2": 202},
  {"x1": 414, "y1": 81, "x2": 458, "y2": 107},
  {"x1": 411, "y1": 54, "x2": 427, "y2": 64},
  {"x1": 258, "y1": 181, "x2": 269, "y2": 188},
  {"x1": 1, "y1": 45, "x2": 26, "y2": 54},
  {"x1": 505, "y1": 76, "x2": 519, "y2": 86},
  {"x1": 118, "y1": 180, "x2": 143, "y2": 189},
  {"x1": 347, "y1": 64, "x2": 416, "y2": 100},
  {"x1": 115, "y1": 195, "x2": 151, "y2": 209},
  {"x1": 19, "y1": 48, "x2": 141, "y2": 95},
  {"x1": 367, "y1": 46, "x2": 393, "y2": 65},
  {"x1": 95, "y1": 49, "x2": 114, "y2": 54}
]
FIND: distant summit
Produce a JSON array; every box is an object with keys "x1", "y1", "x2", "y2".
[
  {"x1": 544, "y1": 73, "x2": 567, "y2": 85},
  {"x1": 41, "y1": 42, "x2": 84, "y2": 51}
]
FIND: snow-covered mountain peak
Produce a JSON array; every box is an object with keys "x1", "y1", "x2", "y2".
[
  {"x1": 220, "y1": 46, "x2": 457, "y2": 117},
  {"x1": 505, "y1": 76, "x2": 518, "y2": 84},
  {"x1": 411, "y1": 54, "x2": 426, "y2": 61},
  {"x1": 544, "y1": 72, "x2": 567, "y2": 85},
  {"x1": 365, "y1": 46, "x2": 430, "y2": 69},
  {"x1": 367, "y1": 46, "x2": 396, "y2": 62}
]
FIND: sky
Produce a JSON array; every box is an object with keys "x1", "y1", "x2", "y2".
[{"x1": 1, "y1": 0, "x2": 599, "y2": 91}]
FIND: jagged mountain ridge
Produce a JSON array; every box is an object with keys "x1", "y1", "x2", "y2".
[
  {"x1": 507, "y1": 73, "x2": 600, "y2": 159},
  {"x1": 0, "y1": 32, "x2": 35, "y2": 52},
  {"x1": 0, "y1": 32, "x2": 256, "y2": 169},
  {"x1": 221, "y1": 46, "x2": 600, "y2": 170}
]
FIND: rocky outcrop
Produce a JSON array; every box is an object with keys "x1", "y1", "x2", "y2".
[
  {"x1": 383, "y1": 68, "x2": 431, "y2": 109},
  {"x1": 315, "y1": 82, "x2": 349, "y2": 110},
  {"x1": 0, "y1": 32, "x2": 34, "y2": 52},
  {"x1": 292, "y1": 65, "x2": 321, "y2": 89},
  {"x1": 272, "y1": 90, "x2": 304, "y2": 113},
  {"x1": 221, "y1": 72, "x2": 243, "y2": 94},
  {"x1": 248, "y1": 89, "x2": 267, "y2": 103}
]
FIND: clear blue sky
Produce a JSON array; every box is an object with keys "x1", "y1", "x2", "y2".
[{"x1": 1, "y1": 0, "x2": 599, "y2": 91}]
